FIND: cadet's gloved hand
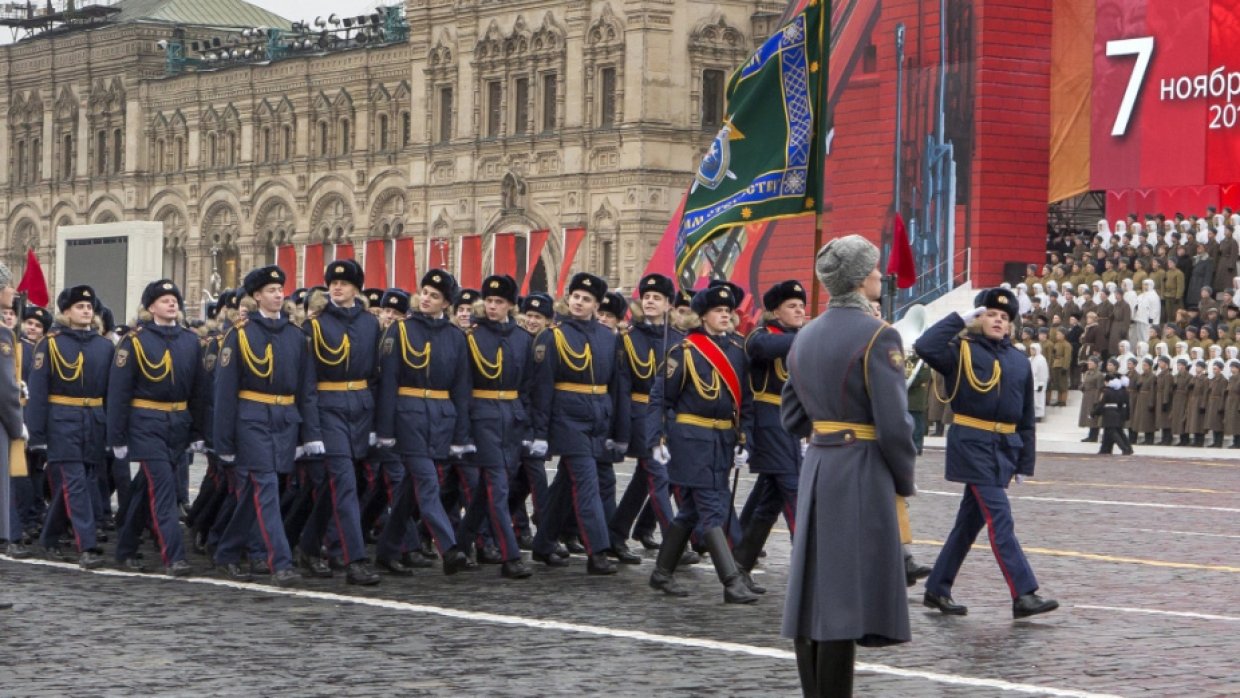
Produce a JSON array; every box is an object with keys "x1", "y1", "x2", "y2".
[
  {"x1": 368, "y1": 432, "x2": 378, "y2": 447},
  {"x1": 529, "y1": 439, "x2": 549, "y2": 458},
  {"x1": 449, "y1": 444, "x2": 471, "y2": 457},
  {"x1": 29, "y1": 443, "x2": 46, "y2": 452},
  {"x1": 377, "y1": 437, "x2": 397, "y2": 449},
  {"x1": 219, "y1": 453, "x2": 236, "y2": 464},
  {"x1": 21, "y1": 423, "x2": 28, "y2": 442},
  {"x1": 295, "y1": 446, "x2": 305, "y2": 460},
  {"x1": 958, "y1": 306, "x2": 986, "y2": 324},
  {"x1": 800, "y1": 440, "x2": 809, "y2": 458},
  {"x1": 1013, "y1": 474, "x2": 1025, "y2": 485},
  {"x1": 303, "y1": 441, "x2": 326, "y2": 456},
  {"x1": 189, "y1": 440, "x2": 206, "y2": 454},
  {"x1": 652, "y1": 444, "x2": 670, "y2": 465},
  {"x1": 604, "y1": 439, "x2": 627, "y2": 458},
  {"x1": 733, "y1": 446, "x2": 749, "y2": 468},
  {"x1": 112, "y1": 446, "x2": 128, "y2": 460}
]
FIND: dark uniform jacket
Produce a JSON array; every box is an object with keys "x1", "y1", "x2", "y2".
[
  {"x1": 27, "y1": 327, "x2": 112, "y2": 464},
  {"x1": 529, "y1": 315, "x2": 631, "y2": 459},
  {"x1": 915, "y1": 314, "x2": 1036, "y2": 486},
  {"x1": 304, "y1": 303, "x2": 380, "y2": 459},
  {"x1": 1092, "y1": 385, "x2": 1129, "y2": 429},
  {"x1": 745, "y1": 321, "x2": 800, "y2": 475},
  {"x1": 107, "y1": 322, "x2": 211, "y2": 462},
  {"x1": 622, "y1": 321, "x2": 674, "y2": 459},
  {"x1": 377, "y1": 312, "x2": 471, "y2": 459},
  {"x1": 213, "y1": 313, "x2": 320, "y2": 472},
  {"x1": 466, "y1": 316, "x2": 533, "y2": 470}
]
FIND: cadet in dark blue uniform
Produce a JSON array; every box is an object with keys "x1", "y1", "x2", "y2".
[
  {"x1": 295, "y1": 260, "x2": 381, "y2": 586},
  {"x1": 733, "y1": 280, "x2": 806, "y2": 585},
  {"x1": 648, "y1": 285, "x2": 758, "y2": 603},
  {"x1": 609, "y1": 274, "x2": 684, "y2": 558},
  {"x1": 13, "y1": 305, "x2": 52, "y2": 543},
  {"x1": 374, "y1": 270, "x2": 472, "y2": 575},
  {"x1": 508, "y1": 293, "x2": 553, "y2": 548},
  {"x1": 440, "y1": 287, "x2": 483, "y2": 545},
  {"x1": 185, "y1": 294, "x2": 227, "y2": 550},
  {"x1": 110, "y1": 280, "x2": 211, "y2": 575},
  {"x1": 456, "y1": 274, "x2": 533, "y2": 579},
  {"x1": 26, "y1": 286, "x2": 111, "y2": 568},
  {"x1": 914, "y1": 288, "x2": 1059, "y2": 618},
  {"x1": 594, "y1": 291, "x2": 641, "y2": 565},
  {"x1": 213, "y1": 266, "x2": 319, "y2": 586},
  {"x1": 528, "y1": 272, "x2": 631, "y2": 575}
]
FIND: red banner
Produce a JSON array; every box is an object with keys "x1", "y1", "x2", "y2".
[
  {"x1": 303, "y1": 243, "x2": 325, "y2": 287},
  {"x1": 459, "y1": 235, "x2": 482, "y2": 289},
  {"x1": 395, "y1": 238, "x2": 417, "y2": 290},
  {"x1": 556, "y1": 228, "x2": 587, "y2": 295},
  {"x1": 276, "y1": 245, "x2": 297, "y2": 295},
  {"x1": 334, "y1": 243, "x2": 355, "y2": 260},
  {"x1": 522, "y1": 229, "x2": 550, "y2": 295},
  {"x1": 493, "y1": 232, "x2": 519, "y2": 278},
  {"x1": 364, "y1": 239, "x2": 386, "y2": 289}
]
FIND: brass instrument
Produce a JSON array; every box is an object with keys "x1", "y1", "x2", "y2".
[{"x1": 892, "y1": 304, "x2": 929, "y2": 389}]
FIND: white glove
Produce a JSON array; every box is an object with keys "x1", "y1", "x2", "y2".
[
  {"x1": 368, "y1": 432, "x2": 378, "y2": 447},
  {"x1": 112, "y1": 446, "x2": 128, "y2": 460},
  {"x1": 733, "y1": 446, "x2": 749, "y2": 468},
  {"x1": 604, "y1": 438, "x2": 617, "y2": 451},
  {"x1": 652, "y1": 444, "x2": 670, "y2": 465},
  {"x1": 958, "y1": 306, "x2": 986, "y2": 324},
  {"x1": 219, "y1": 453, "x2": 236, "y2": 464},
  {"x1": 189, "y1": 440, "x2": 206, "y2": 454},
  {"x1": 1014, "y1": 474, "x2": 1025, "y2": 485},
  {"x1": 29, "y1": 443, "x2": 46, "y2": 452},
  {"x1": 303, "y1": 441, "x2": 326, "y2": 456},
  {"x1": 378, "y1": 437, "x2": 397, "y2": 449},
  {"x1": 529, "y1": 439, "x2": 549, "y2": 458},
  {"x1": 800, "y1": 440, "x2": 809, "y2": 458},
  {"x1": 449, "y1": 444, "x2": 471, "y2": 457},
  {"x1": 21, "y1": 424, "x2": 28, "y2": 442},
  {"x1": 294, "y1": 446, "x2": 305, "y2": 460}
]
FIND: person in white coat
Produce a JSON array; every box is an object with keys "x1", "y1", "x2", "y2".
[
  {"x1": 1133, "y1": 279, "x2": 1160, "y2": 346},
  {"x1": 1029, "y1": 342, "x2": 1049, "y2": 421}
]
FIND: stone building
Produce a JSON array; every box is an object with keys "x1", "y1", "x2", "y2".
[{"x1": 0, "y1": 0, "x2": 788, "y2": 314}]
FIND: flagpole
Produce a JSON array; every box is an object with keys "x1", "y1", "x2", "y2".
[{"x1": 811, "y1": 0, "x2": 831, "y2": 315}]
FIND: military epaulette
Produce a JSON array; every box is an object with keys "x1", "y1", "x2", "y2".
[{"x1": 45, "y1": 330, "x2": 61, "y2": 339}]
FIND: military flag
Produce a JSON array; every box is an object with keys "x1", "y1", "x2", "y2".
[{"x1": 674, "y1": 0, "x2": 827, "y2": 278}]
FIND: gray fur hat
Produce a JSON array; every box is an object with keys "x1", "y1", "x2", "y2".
[{"x1": 815, "y1": 235, "x2": 879, "y2": 296}]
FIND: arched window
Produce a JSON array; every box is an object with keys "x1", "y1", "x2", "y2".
[
  {"x1": 112, "y1": 127, "x2": 123, "y2": 173},
  {"x1": 378, "y1": 113, "x2": 389, "y2": 151},
  {"x1": 261, "y1": 126, "x2": 272, "y2": 163},
  {"x1": 174, "y1": 135, "x2": 185, "y2": 171},
  {"x1": 15, "y1": 140, "x2": 25, "y2": 183},
  {"x1": 226, "y1": 131, "x2": 237, "y2": 166},
  {"x1": 318, "y1": 121, "x2": 328, "y2": 156},
  {"x1": 401, "y1": 111, "x2": 411, "y2": 146},
  {"x1": 96, "y1": 130, "x2": 108, "y2": 175},
  {"x1": 156, "y1": 138, "x2": 166, "y2": 172},
  {"x1": 282, "y1": 124, "x2": 293, "y2": 160},
  {"x1": 61, "y1": 133, "x2": 73, "y2": 179},
  {"x1": 208, "y1": 132, "x2": 217, "y2": 167},
  {"x1": 339, "y1": 118, "x2": 350, "y2": 155}
]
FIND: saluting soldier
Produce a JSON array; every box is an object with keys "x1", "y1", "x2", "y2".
[
  {"x1": 527, "y1": 272, "x2": 631, "y2": 575},
  {"x1": 294, "y1": 260, "x2": 381, "y2": 585},
  {"x1": 647, "y1": 284, "x2": 758, "y2": 603},
  {"x1": 508, "y1": 292, "x2": 554, "y2": 548},
  {"x1": 27, "y1": 286, "x2": 112, "y2": 568},
  {"x1": 455, "y1": 274, "x2": 534, "y2": 579},
  {"x1": 373, "y1": 269, "x2": 472, "y2": 575},
  {"x1": 779, "y1": 236, "x2": 915, "y2": 696},
  {"x1": 915, "y1": 287, "x2": 1058, "y2": 619},
  {"x1": 110, "y1": 280, "x2": 211, "y2": 576},
  {"x1": 609, "y1": 273, "x2": 681, "y2": 557},
  {"x1": 213, "y1": 266, "x2": 319, "y2": 586},
  {"x1": 732, "y1": 280, "x2": 806, "y2": 590}
]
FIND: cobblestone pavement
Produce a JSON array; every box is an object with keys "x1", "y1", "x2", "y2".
[{"x1": 2, "y1": 449, "x2": 1238, "y2": 696}]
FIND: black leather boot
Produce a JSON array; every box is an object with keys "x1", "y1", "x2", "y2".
[
  {"x1": 1081, "y1": 428, "x2": 1098, "y2": 443},
  {"x1": 1213, "y1": 430, "x2": 1225, "y2": 448},
  {"x1": 903, "y1": 545, "x2": 931, "y2": 587},
  {"x1": 731, "y1": 519, "x2": 772, "y2": 594},
  {"x1": 1194, "y1": 433, "x2": 1206, "y2": 447},
  {"x1": 815, "y1": 640, "x2": 856, "y2": 698},
  {"x1": 704, "y1": 527, "x2": 758, "y2": 604},
  {"x1": 1142, "y1": 432, "x2": 1155, "y2": 445},
  {"x1": 649, "y1": 522, "x2": 691, "y2": 597},
  {"x1": 794, "y1": 638, "x2": 817, "y2": 697},
  {"x1": 1159, "y1": 428, "x2": 1173, "y2": 445}
]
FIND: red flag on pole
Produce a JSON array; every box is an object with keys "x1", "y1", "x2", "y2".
[
  {"x1": 887, "y1": 213, "x2": 917, "y2": 289},
  {"x1": 16, "y1": 248, "x2": 49, "y2": 308}
]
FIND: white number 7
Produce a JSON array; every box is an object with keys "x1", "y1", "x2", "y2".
[{"x1": 1107, "y1": 37, "x2": 1155, "y2": 137}]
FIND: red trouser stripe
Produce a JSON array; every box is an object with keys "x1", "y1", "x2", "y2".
[
  {"x1": 251, "y1": 473, "x2": 276, "y2": 572},
  {"x1": 143, "y1": 462, "x2": 171, "y2": 566},
  {"x1": 970, "y1": 484, "x2": 1017, "y2": 598}
]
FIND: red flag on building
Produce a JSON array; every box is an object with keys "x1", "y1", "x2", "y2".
[
  {"x1": 16, "y1": 248, "x2": 49, "y2": 308},
  {"x1": 887, "y1": 213, "x2": 917, "y2": 289}
]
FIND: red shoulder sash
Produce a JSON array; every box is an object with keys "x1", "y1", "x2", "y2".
[{"x1": 685, "y1": 333, "x2": 741, "y2": 410}]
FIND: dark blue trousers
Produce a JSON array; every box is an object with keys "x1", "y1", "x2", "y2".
[
  {"x1": 925, "y1": 483, "x2": 1039, "y2": 599},
  {"x1": 632, "y1": 500, "x2": 658, "y2": 539},
  {"x1": 214, "y1": 469, "x2": 293, "y2": 572},
  {"x1": 531, "y1": 456, "x2": 611, "y2": 557},
  {"x1": 459, "y1": 464, "x2": 520, "y2": 562},
  {"x1": 40, "y1": 462, "x2": 97, "y2": 552},
  {"x1": 671, "y1": 483, "x2": 727, "y2": 531},
  {"x1": 740, "y1": 472, "x2": 799, "y2": 536},
  {"x1": 298, "y1": 456, "x2": 367, "y2": 564},
  {"x1": 377, "y1": 456, "x2": 457, "y2": 559},
  {"x1": 507, "y1": 455, "x2": 548, "y2": 537},
  {"x1": 610, "y1": 458, "x2": 676, "y2": 544},
  {"x1": 115, "y1": 460, "x2": 186, "y2": 566},
  {"x1": 208, "y1": 468, "x2": 269, "y2": 560}
]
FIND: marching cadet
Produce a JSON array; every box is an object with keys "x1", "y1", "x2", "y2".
[
  {"x1": 374, "y1": 269, "x2": 472, "y2": 575},
  {"x1": 213, "y1": 266, "x2": 319, "y2": 586},
  {"x1": 508, "y1": 292, "x2": 554, "y2": 549},
  {"x1": 732, "y1": 280, "x2": 806, "y2": 592},
  {"x1": 455, "y1": 274, "x2": 534, "y2": 579},
  {"x1": 1093, "y1": 373, "x2": 1133, "y2": 455},
  {"x1": 648, "y1": 283, "x2": 757, "y2": 603},
  {"x1": 363, "y1": 288, "x2": 385, "y2": 316},
  {"x1": 440, "y1": 287, "x2": 483, "y2": 537},
  {"x1": 780, "y1": 236, "x2": 915, "y2": 696},
  {"x1": 528, "y1": 272, "x2": 631, "y2": 575},
  {"x1": 295, "y1": 260, "x2": 381, "y2": 585},
  {"x1": 453, "y1": 288, "x2": 480, "y2": 331},
  {"x1": 594, "y1": 291, "x2": 641, "y2": 564},
  {"x1": 915, "y1": 287, "x2": 1059, "y2": 618},
  {"x1": 27, "y1": 286, "x2": 112, "y2": 568},
  {"x1": 0, "y1": 262, "x2": 24, "y2": 601},
  {"x1": 609, "y1": 273, "x2": 681, "y2": 559},
  {"x1": 109, "y1": 280, "x2": 211, "y2": 575},
  {"x1": 14, "y1": 305, "x2": 52, "y2": 542}
]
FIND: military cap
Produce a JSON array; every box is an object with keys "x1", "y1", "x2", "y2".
[
  {"x1": 691, "y1": 284, "x2": 739, "y2": 315},
  {"x1": 420, "y1": 269, "x2": 457, "y2": 301},
  {"x1": 481, "y1": 274, "x2": 518, "y2": 304},
  {"x1": 324, "y1": 259, "x2": 364, "y2": 290},
  {"x1": 673, "y1": 289, "x2": 694, "y2": 309},
  {"x1": 243, "y1": 265, "x2": 287, "y2": 297},
  {"x1": 205, "y1": 300, "x2": 220, "y2": 320},
  {"x1": 567, "y1": 272, "x2": 607, "y2": 302},
  {"x1": 141, "y1": 279, "x2": 183, "y2": 310},
  {"x1": 453, "y1": 288, "x2": 480, "y2": 309},
  {"x1": 303, "y1": 286, "x2": 327, "y2": 309},
  {"x1": 520, "y1": 293, "x2": 554, "y2": 319},
  {"x1": 362, "y1": 288, "x2": 385, "y2": 307},
  {"x1": 58, "y1": 285, "x2": 97, "y2": 312},
  {"x1": 220, "y1": 289, "x2": 240, "y2": 311},
  {"x1": 708, "y1": 279, "x2": 746, "y2": 305},
  {"x1": 23, "y1": 305, "x2": 51, "y2": 331},
  {"x1": 599, "y1": 291, "x2": 628, "y2": 319},
  {"x1": 762, "y1": 279, "x2": 807, "y2": 312},
  {"x1": 380, "y1": 288, "x2": 410, "y2": 315},
  {"x1": 972, "y1": 287, "x2": 1019, "y2": 321},
  {"x1": 637, "y1": 273, "x2": 675, "y2": 300},
  {"x1": 289, "y1": 288, "x2": 309, "y2": 307},
  {"x1": 99, "y1": 306, "x2": 115, "y2": 335}
]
